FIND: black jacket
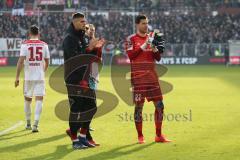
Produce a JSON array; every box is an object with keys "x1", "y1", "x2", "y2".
[{"x1": 62, "y1": 23, "x2": 90, "y2": 85}]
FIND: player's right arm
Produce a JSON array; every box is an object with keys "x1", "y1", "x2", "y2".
[
  {"x1": 15, "y1": 44, "x2": 27, "y2": 87},
  {"x1": 125, "y1": 35, "x2": 148, "y2": 60},
  {"x1": 44, "y1": 58, "x2": 49, "y2": 72},
  {"x1": 44, "y1": 44, "x2": 50, "y2": 72},
  {"x1": 63, "y1": 36, "x2": 78, "y2": 61}
]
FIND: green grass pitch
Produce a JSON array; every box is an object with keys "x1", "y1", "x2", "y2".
[{"x1": 0, "y1": 65, "x2": 240, "y2": 160}]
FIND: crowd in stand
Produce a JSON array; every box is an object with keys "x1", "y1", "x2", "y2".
[
  {"x1": 0, "y1": 0, "x2": 240, "y2": 57},
  {"x1": 1, "y1": 0, "x2": 240, "y2": 11},
  {"x1": 1, "y1": 12, "x2": 239, "y2": 46},
  {"x1": 151, "y1": 12, "x2": 240, "y2": 44},
  {"x1": 156, "y1": 0, "x2": 240, "y2": 9}
]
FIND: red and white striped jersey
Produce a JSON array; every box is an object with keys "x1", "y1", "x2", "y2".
[{"x1": 20, "y1": 39, "x2": 50, "y2": 81}]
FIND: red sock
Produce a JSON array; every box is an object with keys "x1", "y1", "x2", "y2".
[
  {"x1": 68, "y1": 129, "x2": 78, "y2": 141},
  {"x1": 71, "y1": 133, "x2": 78, "y2": 141},
  {"x1": 155, "y1": 108, "x2": 163, "y2": 137},
  {"x1": 79, "y1": 128, "x2": 87, "y2": 135},
  {"x1": 134, "y1": 107, "x2": 143, "y2": 137}
]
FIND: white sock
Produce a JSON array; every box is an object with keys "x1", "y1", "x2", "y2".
[
  {"x1": 34, "y1": 100, "x2": 43, "y2": 123},
  {"x1": 79, "y1": 133, "x2": 86, "y2": 138},
  {"x1": 24, "y1": 100, "x2": 31, "y2": 123}
]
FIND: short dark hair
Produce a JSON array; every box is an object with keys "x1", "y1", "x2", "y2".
[
  {"x1": 72, "y1": 12, "x2": 85, "y2": 19},
  {"x1": 29, "y1": 25, "x2": 39, "y2": 35},
  {"x1": 135, "y1": 15, "x2": 148, "y2": 24}
]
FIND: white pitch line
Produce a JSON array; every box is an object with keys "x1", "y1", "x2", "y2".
[{"x1": 0, "y1": 121, "x2": 24, "y2": 136}]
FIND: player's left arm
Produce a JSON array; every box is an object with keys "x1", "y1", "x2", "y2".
[
  {"x1": 151, "y1": 31, "x2": 165, "y2": 61},
  {"x1": 44, "y1": 44, "x2": 50, "y2": 72}
]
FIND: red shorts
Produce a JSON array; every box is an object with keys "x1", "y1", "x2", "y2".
[{"x1": 132, "y1": 82, "x2": 163, "y2": 104}]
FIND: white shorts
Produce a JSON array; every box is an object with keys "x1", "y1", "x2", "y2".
[{"x1": 23, "y1": 81, "x2": 45, "y2": 98}]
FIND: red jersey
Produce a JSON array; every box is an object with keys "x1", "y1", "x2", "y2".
[
  {"x1": 125, "y1": 33, "x2": 161, "y2": 63},
  {"x1": 125, "y1": 33, "x2": 161, "y2": 85}
]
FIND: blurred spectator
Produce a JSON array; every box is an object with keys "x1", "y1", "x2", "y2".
[
  {"x1": 6, "y1": 0, "x2": 14, "y2": 10},
  {"x1": 65, "y1": 0, "x2": 73, "y2": 8},
  {"x1": 0, "y1": 1, "x2": 4, "y2": 10},
  {"x1": 12, "y1": 0, "x2": 24, "y2": 16},
  {"x1": 136, "y1": 0, "x2": 152, "y2": 10}
]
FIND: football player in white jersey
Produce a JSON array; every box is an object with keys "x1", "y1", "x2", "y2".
[{"x1": 15, "y1": 25, "x2": 50, "y2": 132}]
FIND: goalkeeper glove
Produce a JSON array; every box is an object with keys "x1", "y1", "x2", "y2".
[{"x1": 151, "y1": 30, "x2": 165, "y2": 53}]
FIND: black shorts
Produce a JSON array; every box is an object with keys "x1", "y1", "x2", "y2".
[{"x1": 67, "y1": 85, "x2": 97, "y2": 123}]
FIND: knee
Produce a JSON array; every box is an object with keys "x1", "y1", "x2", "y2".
[
  {"x1": 25, "y1": 96, "x2": 32, "y2": 102},
  {"x1": 36, "y1": 96, "x2": 43, "y2": 101},
  {"x1": 135, "y1": 103, "x2": 144, "y2": 109}
]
